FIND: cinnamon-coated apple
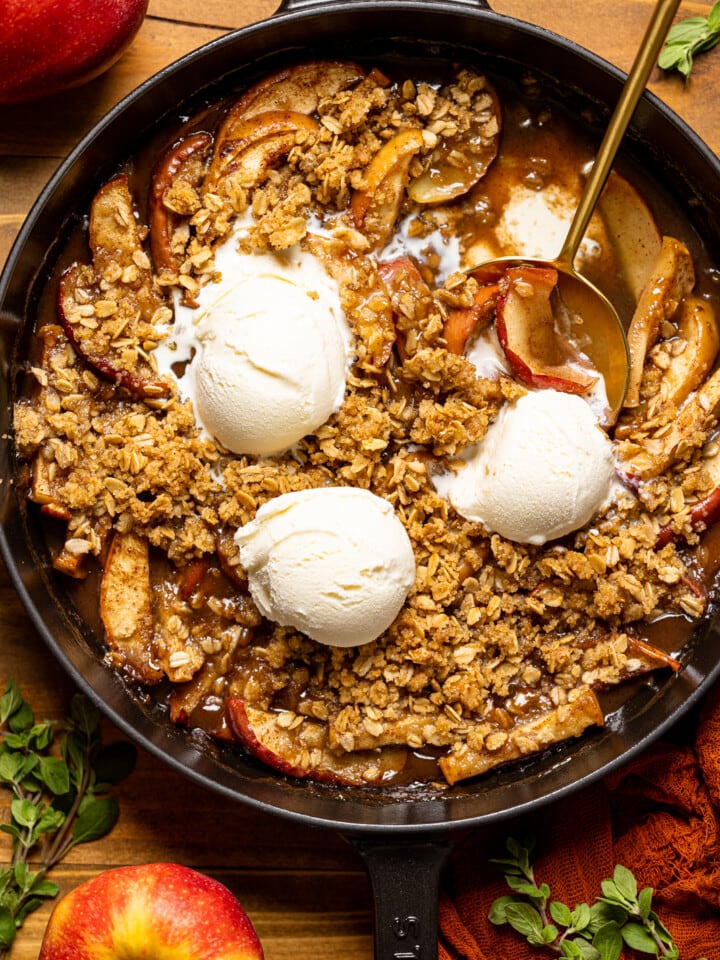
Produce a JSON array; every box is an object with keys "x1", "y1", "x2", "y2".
[
  {"x1": 38, "y1": 863, "x2": 264, "y2": 960},
  {"x1": 0, "y1": 0, "x2": 149, "y2": 104}
]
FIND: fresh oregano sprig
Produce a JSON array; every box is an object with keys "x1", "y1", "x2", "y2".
[
  {"x1": 658, "y1": 0, "x2": 720, "y2": 80},
  {"x1": 0, "y1": 679, "x2": 136, "y2": 957},
  {"x1": 489, "y1": 836, "x2": 705, "y2": 959}
]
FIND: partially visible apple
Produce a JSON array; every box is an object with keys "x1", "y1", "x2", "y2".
[
  {"x1": 0, "y1": 0, "x2": 149, "y2": 104},
  {"x1": 39, "y1": 863, "x2": 264, "y2": 960}
]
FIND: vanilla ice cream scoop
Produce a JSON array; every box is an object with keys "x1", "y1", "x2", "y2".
[
  {"x1": 157, "y1": 227, "x2": 352, "y2": 457},
  {"x1": 235, "y1": 487, "x2": 416, "y2": 647},
  {"x1": 446, "y1": 390, "x2": 615, "y2": 545}
]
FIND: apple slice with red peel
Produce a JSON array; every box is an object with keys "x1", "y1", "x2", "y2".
[
  {"x1": 204, "y1": 110, "x2": 320, "y2": 194},
  {"x1": 598, "y1": 171, "x2": 662, "y2": 306},
  {"x1": 218, "y1": 60, "x2": 366, "y2": 133},
  {"x1": 149, "y1": 131, "x2": 213, "y2": 276},
  {"x1": 444, "y1": 283, "x2": 500, "y2": 355},
  {"x1": 408, "y1": 81, "x2": 501, "y2": 205},
  {"x1": 58, "y1": 265, "x2": 171, "y2": 400},
  {"x1": 59, "y1": 175, "x2": 172, "y2": 399},
  {"x1": 495, "y1": 265, "x2": 599, "y2": 394},
  {"x1": 656, "y1": 443, "x2": 720, "y2": 547},
  {"x1": 306, "y1": 233, "x2": 397, "y2": 368},
  {"x1": 376, "y1": 255, "x2": 430, "y2": 361},
  {"x1": 622, "y1": 636, "x2": 681, "y2": 676},
  {"x1": 100, "y1": 531, "x2": 163, "y2": 684},
  {"x1": 351, "y1": 128, "x2": 426, "y2": 248},
  {"x1": 227, "y1": 699, "x2": 407, "y2": 786}
]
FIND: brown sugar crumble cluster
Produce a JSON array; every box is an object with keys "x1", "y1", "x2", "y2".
[{"x1": 13, "y1": 60, "x2": 720, "y2": 787}]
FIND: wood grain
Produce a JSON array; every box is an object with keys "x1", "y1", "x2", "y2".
[{"x1": 1, "y1": 1, "x2": 719, "y2": 958}]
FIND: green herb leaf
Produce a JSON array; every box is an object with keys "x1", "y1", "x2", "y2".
[
  {"x1": 571, "y1": 902, "x2": 591, "y2": 932},
  {"x1": 488, "y1": 895, "x2": 515, "y2": 924},
  {"x1": 10, "y1": 799, "x2": 38, "y2": 830},
  {"x1": 504, "y1": 901, "x2": 544, "y2": 939},
  {"x1": 92, "y1": 741, "x2": 137, "y2": 786},
  {"x1": 8, "y1": 701, "x2": 33, "y2": 735},
  {"x1": 658, "y1": 0, "x2": 720, "y2": 79},
  {"x1": 550, "y1": 900, "x2": 573, "y2": 927},
  {"x1": 637, "y1": 886, "x2": 653, "y2": 922},
  {"x1": 592, "y1": 921, "x2": 623, "y2": 960},
  {"x1": 612, "y1": 865, "x2": 637, "y2": 902},
  {"x1": 621, "y1": 922, "x2": 660, "y2": 953},
  {"x1": 561, "y1": 940, "x2": 585, "y2": 959},
  {"x1": 71, "y1": 795, "x2": 118, "y2": 845},
  {"x1": 69, "y1": 694, "x2": 100, "y2": 738},
  {"x1": 0, "y1": 683, "x2": 22, "y2": 726},
  {"x1": 29, "y1": 878, "x2": 59, "y2": 899},
  {"x1": 38, "y1": 756, "x2": 70, "y2": 796},
  {"x1": 0, "y1": 907, "x2": 15, "y2": 950},
  {"x1": 572, "y1": 938, "x2": 602, "y2": 960}
]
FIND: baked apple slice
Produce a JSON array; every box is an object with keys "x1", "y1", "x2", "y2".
[
  {"x1": 306, "y1": 233, "x2": 396, "y2": 367},
  {"x1": 598, "y1": 171, "x2": 662, "y2": 306},
  {"x1": 217, "y1": 60, "x2": 366, "y2": 131},
  {"x1": 616, "y1": 296, "x2": 719, "y2": 440},
  {"x1": 622, "y1": 636, "x2": 681, "y2": 675},
  {"x1": 443, "y1": 282, "x2": 500, "y2": 355},
  {"x1": 619, "y1": 364, "x2": 720, "y2": 480},
  {"x1": 58, "y1": 175, "x2": 172, "y2": 400},
  {"x1": 656, "y1": 443, "x2": 720, "y2": 547},
  {"x1": 408, "y1": 80, "x2": 501, "y2": 204},
  {"x1": 226, "y1": 699, "x2": 407, "y2": 786},
  {"x1": 57, "y1": 267, "x2": 171, "y2": 400},
  {"x1": 149, "y1": 131, "x2": 213, "y2": 276},
  {"x1": 495, "y1": 265, "x2": 598, "y2": 394},
  {"x1": 351, "y1": 128, "x2": 425, "y2": 248},
  {"x1": 624, "y1": 236, "x2": 695, "y2": 408},
  {"x1": 100, "y1": 531, "x2": 162, "y2": 684},
  {"x1": 657, "y1": 297, "x2": 719, "y2": 410},
  {"x1": 438, "y1": 687, "x2": 604, "y2": 785},
  {"x1": 204, "y1": 109, "x2": 320, "y2": 194}
]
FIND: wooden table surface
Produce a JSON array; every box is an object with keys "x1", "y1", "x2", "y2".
[{"x1": 1, "y1": 1, "x2": 719, "y2": 957}]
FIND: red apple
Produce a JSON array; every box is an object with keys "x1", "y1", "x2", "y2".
[
  {"x1": 39, "y1": 863, "x2": 264, "y2": 960},
  {"x1": 0, "y1": 0, "x2": 149, "y2": 104}
]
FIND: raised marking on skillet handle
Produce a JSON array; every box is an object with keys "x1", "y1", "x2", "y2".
[{"x1": 392, "y1": 915, "x2": 421, "y2": 958}]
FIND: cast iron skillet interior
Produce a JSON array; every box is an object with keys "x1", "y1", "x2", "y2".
[{"x1": 1, "y1": 1, "x2": 720, "y2": 952}]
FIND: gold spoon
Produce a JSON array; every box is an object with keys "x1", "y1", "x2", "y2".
[{"x1": 472, "y1": 0, "x2": 681, "y2": 420}]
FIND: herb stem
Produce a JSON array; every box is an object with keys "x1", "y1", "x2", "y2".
[{"x1": 42, "y1": 738, "x2": 92, "y2": 869}]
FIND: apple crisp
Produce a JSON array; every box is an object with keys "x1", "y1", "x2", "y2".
[{"x1": 13, "y1": 59, "x2": 720, "y2": 787}]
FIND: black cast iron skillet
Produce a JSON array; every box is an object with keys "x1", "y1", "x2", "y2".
[{"x1": 2, "y1": 1, "x2": 720, "y2": 956}]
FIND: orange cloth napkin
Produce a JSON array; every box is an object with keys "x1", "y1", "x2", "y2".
[{"x1": 439, "y1": 681, "x2": 720, "y2": 959}]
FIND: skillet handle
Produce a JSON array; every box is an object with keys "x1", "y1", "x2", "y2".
[
  {"x1": 352, "y1": 837, "x2": 453, "y2": 960},
  {"x1": 278, "y1": 0, "x2": 491, "y2": 11}
]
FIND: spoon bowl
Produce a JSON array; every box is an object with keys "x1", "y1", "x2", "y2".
[{"x1": 470, "y1": 0, "x2": 682, "y2": 421}]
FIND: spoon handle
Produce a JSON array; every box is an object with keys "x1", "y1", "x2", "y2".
[{"x1": 558, "y1": 0, "x2": 682, "y2": 265}]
